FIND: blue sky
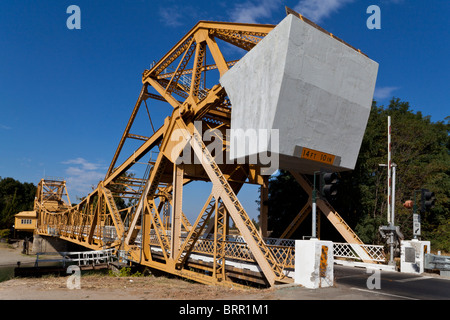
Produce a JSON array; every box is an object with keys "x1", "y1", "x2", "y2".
[{"x1": 0, "y1": 0, "x2": 449, "y2": 221}]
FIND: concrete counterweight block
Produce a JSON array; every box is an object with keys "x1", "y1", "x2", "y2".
[
  {"x1": 220, "y1": 14, "x2": 379, "y2": 174},
  {"x1": 295, "y1": 240, "x2": 334, "y2": 289}
]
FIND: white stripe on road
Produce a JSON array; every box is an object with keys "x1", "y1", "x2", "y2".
[
  {"x1": 395, "y1": 276, "x2": 432, "y2": 283},
  {"x1": 350, "y1": 287, "x2": 419, "y2": 300}
]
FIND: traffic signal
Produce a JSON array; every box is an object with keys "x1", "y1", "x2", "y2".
[
  {"x1": 420, "y1": 189, "x2": 435, "y2": 213},
  {"x1": 320, "y1": 171, "x2": 338, "y2": 201}
]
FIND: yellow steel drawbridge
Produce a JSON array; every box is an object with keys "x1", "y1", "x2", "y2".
[{"x1": 30, "y1": 11, "x2": 378, "y2": 288}]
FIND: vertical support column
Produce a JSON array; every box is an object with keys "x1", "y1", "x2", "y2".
[
  {"x1": 312, "y1": 172, "x2": 318, "y2": 239},
  {"x1": 213, "y1": 200, "x2": 227, "y2": 281},
  {"x1": 189, "y1": 40, "x2": 206, "y2": 101},
  {"x1": 387, "y1": 116, "x2": 392, "y2": 224},
  {"x1": 142, "y1": 201, "x2": 151, "y2": 261},
  {"x1": 171, "y1": 164, "x2": 184, "y2": 259},
  {"x1": 391, "y1": 164, "x2": 396, "y2": 225},
  {"x1": 163, "y1": 200, "x2": 170, "y2": 231},
  {"x1": 317, "y1": 210, "x2": 321, "y2": 240},
  {"x1": 87, "y1": 201, "x2": 99, "y2": 245},
  {"x1": 259, "y1": 177, "x2": 269, "y2": 238}
]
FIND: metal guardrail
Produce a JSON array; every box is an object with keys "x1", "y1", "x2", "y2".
[
  {"x1": 425, "y1": 253, "x2": 450, "y2": 271},
  {"x1": 147, "y1": 231, "x2": 384, "y2": 267},
  {"x1": 46, "y1": 225, "x2": 118, "y2": 243},
  {"x1": 45, "y1": 221, "x2": 387, "y2": 267},
  {"x1": 35, "y1": 249, "x2": 115, "y2": 267},
  {"x1": 148, "y1": 234, "x2": 296, "y2": 268},
  {"x1": 45, "y1": 225, "x2": 385, "y2": 268}
]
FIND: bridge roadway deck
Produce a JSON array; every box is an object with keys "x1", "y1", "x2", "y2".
[
  {"x1": 38, "y1": 227, "x2": 385, "y2": 286},
  {"x1": 146, "y1": 245, "x2": 294, "y2": 285}
]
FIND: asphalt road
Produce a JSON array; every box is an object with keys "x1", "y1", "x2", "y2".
[{"x1": 334, "y1": 264, "x2": 450, "y2": 300}]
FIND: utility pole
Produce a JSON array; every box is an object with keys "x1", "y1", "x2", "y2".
[
  {"x1": 312, "y1": 171, "x2": 319, "y2": 239},
  {"x1": 389, "y1": 162, "x2": 397, "y2": 263},
  {"x1": 379, "y1": 116, "x2": 402, "y2": 266},
  {"x1": 387, "y1": 116, "x2": 391, "y2": 224},
  {"x1": 391, "y1": 163, "x2": 396, "y2": 225},
  {"x1": 311, "y1": 170, "x2": 338, "y2": 239}
]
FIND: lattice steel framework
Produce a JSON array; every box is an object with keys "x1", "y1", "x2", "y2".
[{"x1": 33, "y1": 15, "x2": 377, "y2": 288}]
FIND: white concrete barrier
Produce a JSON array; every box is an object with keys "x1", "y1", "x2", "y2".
[
  {"x1": 294, "y1": 239, "x2": 333, "y2": 289},
  {"x1": 400, "y1": 239, "x2": 430, "y2": 274}
]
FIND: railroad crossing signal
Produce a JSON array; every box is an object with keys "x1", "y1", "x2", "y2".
[{"x1": 420, "y1": 189, "x2": 435, "y2": 213}]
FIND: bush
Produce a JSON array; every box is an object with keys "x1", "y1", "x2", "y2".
[
  {"x1": 0, "y1": 229, "x2": 10, "y2": 241},
  {"x1": 111, "y1": 266, "x2": 142, "y2": 277}
]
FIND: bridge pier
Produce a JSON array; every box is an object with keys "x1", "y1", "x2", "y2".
[{"x1": 32, "y1": 234, "x2": 68, "y2": 254}]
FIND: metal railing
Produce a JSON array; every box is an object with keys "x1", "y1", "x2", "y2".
[
  {"x1": 46, "y1": 225, "x2": 119, "y2": 243},
  {"x1": 147, "y1": 231, "x2": 385, "y2": 267},
  {"x1": 35, "y1": 249, "x2": 115, "y2": 267},
  {"x1": 333, "y1": 242, "x2": 386, "y2": 262},
  {"x1": 45, "y1": 224, "x2": 386, "y2": 267},
  {"x1": 147, "y1": 233, "x2": 296, "y2": 269}
]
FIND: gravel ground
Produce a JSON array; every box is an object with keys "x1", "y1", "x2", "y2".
[
  {"x1": 0, "y1": 274, "x2": 392, "y2": 300},
  {"x1": 0, "y1": 242, "x2": 35, "y2": 266},
  {"x1": 0, "y1": 243, "x2": 391, "y2": 300}
]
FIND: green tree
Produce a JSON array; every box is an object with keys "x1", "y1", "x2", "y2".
[
  {"x1": 347, "y1": 98, "x2": 450, "y2": 248},
  {"x1": 266, "y1": 170, "x2": 309, "y2": 238},
  {"x1": 0, "y1": 177, "x2": 37, "y2": 229}
]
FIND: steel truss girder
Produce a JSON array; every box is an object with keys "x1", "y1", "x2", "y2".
[
  {"x1": 35, "y1": 20, "x2": 307, "y2": 288},
  {"x1": 36, "y1": 183, "x2": 124, "y2": 251}
]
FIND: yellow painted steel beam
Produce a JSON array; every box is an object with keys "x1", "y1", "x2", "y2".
[
  {"x1": 144, "y1": 77, "x2": 183, "y2": 109},
  {"x1": 100, "y1": 185, "x2": 126, "y2": 240},
  {"x1": 106, "y1": 84, "x2": 147, "y2": 178},
  {"x1": 103, "y1": 124, "x2": 165, "y2": 187},
  {"x1": 156, "y1": 60, "x2": 238, "y2": 80},
  {"x1": 279, "y1": 202, "x2": 312, "y2": 239},
  {"x1": 205, "y1": 36, "x2": 229, "y2": 77},
  {"x1": 165, "y1": 37, "x2": 196, "y2": 96},
  {"x1": 124, "y1": 147, "x2": 169, "y2": 245},
  {"x1": 289, "y1": 171, "x2": 374, "y2": 263},
  {"x1": 189, "y1": 41, "x2": 206, "y2": 102},
  {"x1": 186, "y1": 123, "x2": 284, "y2": 286},
  {"x1": 170, "y1": 164, "x2": 184, "y2": 259},
  {"x1": 290, "y1": 171, "x2": 365, "y2": 245},
  {"x1": 32, "y1": 19, "x2": 301, "y2": 289},
  {"x1": 146, "y1": 21, "x2": 274, "y2": 78}
]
